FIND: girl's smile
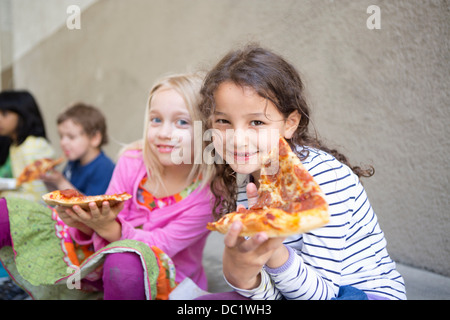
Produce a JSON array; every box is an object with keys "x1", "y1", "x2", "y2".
[
  {"x1": 228, "y1": 149, "x2": 259, "y2": 164},
  {"x1": 156, "y1": 144, "x2": 177, "y2": 153}
]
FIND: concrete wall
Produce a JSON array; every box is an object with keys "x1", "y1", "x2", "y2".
[{"x1": 1, "y1": 0, "x2": 449, "y2": 277}]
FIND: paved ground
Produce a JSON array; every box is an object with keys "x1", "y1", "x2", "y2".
[
  {"x1": 1, "y1": 231, "x2": 449, "y2": 300},
  {"x1": 202, "y1": 232, "x2": 450, "y2": 300}
]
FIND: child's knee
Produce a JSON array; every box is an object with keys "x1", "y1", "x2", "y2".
[
  {"x1": 103, "y1": 252, "x2": 144, "y2": 284},
  {"x1": 102, "y1": 252, "x2": 146, "y2": 300}
]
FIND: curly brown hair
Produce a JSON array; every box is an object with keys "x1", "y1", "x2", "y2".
[{"x1": 199, "y1": 44, "x2": 374, "y2": 219}]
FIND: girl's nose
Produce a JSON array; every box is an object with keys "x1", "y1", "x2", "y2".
[
  {"x1": 230, "y1": 128, "x2": 250, "y2": 149},
  {"x1": 157, "y1": 122, "x2": 172, "y2": 139}
]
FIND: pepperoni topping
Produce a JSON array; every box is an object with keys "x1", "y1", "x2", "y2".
[
  {"x1": 252, "y1": 190, "x2": 273, "y2": 209},
  {"x1": 282, "y1": 194, "x2": 327, "y2": 212},
  {"x1": 294, "y1": 165, "x2": 313, "y2": 184},
  {"x1": 278, "y1": 138, "x2": 290, "y2": 157},
  {"x1": 60, "y1": 189, "x2": 83, "y2": 198},
  {"x1": 266, "y1": 212, "x2": 276, "y2": 220}
]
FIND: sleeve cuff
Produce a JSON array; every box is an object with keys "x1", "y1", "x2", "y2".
[
  {"x1": 223, "y1": 269, "x2": 271, "y2": 295},
  {"x1": 263, "y1": 245, "x2": 296, "y2": 275}
]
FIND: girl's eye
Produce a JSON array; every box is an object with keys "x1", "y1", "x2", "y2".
[
  {"x1": 150, "y1": 117, "x2": 161, "y2": 124},
  {"x1": 214, "y1": 119, "x2": 229, "y2": 125},
  {"x1": 177, "y1": 119, "x2": 189, "y2": 126},
  {"x1": 250, "y1": 120, "x2": 265, "y2": 126}
]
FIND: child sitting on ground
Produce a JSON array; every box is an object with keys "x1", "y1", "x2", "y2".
[
  {"x1": 41, "y1": 103, "x2": 115, "y2": 195},
  {"x1": 197, "y1": 45, "x2": 406, "y2": 300}
]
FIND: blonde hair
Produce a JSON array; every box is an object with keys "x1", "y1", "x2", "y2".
[{"x1": 121, "y1": 73, "x2": 214, "y2": 192}]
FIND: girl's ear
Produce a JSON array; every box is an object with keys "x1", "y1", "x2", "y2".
[
  {"x1": 90, "y1": 131, "x2": 102, "y2": 148},
  {"x1": 284, "y1": 111, "x2": 301, "y2": 139}
]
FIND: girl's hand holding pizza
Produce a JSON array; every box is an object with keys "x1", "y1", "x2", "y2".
[
  {"x1": 69, "y1": 201, "x2": 124, "y2": 243},
  {"x1": 43, "y1": 190, "x2": 131, "y2": 242},
  {"x1": 224, "y1": 181, "x2": 289, "y2": 290},
  {"x1": 56, "y1": 205, "x2": 93, "y2": 237},
  {"x1": 222, "y1": 220, "x2": 288, "y2": 290}
]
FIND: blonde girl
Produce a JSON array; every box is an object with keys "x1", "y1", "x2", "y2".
[{"x1": 0, "y1": 73, "x2": 216, "y2": 300}]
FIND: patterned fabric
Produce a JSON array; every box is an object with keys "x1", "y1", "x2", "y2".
[
  {"x1": 137, "y1": 177, "x2": 201, "y2": 210},
  {"x1": 52, "y1": 209, "x2": 95, "y2": 267},
  {"x1": 0, "y1": 197, "x2": 176, "y2": 300}
]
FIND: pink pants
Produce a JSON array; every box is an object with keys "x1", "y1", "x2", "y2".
[{"x1": 0, "y1": 198, "x2": 146, "y2": 300}]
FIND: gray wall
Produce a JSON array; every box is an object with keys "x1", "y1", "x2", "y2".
[{"x1": 2, "y1": 0, "x2": 449, "y2": 276}]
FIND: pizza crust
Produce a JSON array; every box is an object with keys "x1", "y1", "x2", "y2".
[
  {"x1": 42, "y1": 190, "x2": 132, "y2": 209},
  {"x1": 207, "y1": 206, "x2": 329, "y2": 237}
]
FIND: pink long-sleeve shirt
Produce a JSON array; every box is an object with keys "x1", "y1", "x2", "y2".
[{"x1": 70, "y1": 149, "x2": 214, "y2": 290}]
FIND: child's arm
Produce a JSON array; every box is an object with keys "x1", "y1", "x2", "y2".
[
  {"x1": 223, "y1": 225, "x2": 340, "y2": 299},
  {"x1": 40, "y1": 170, "x2": 75, "y2": 191},
  {"x1": 225, "y1": 182, "x2": 340, "y2": 300},
  {"x1": 226, "y1": 182, "x2": 288, "y2": 290}
]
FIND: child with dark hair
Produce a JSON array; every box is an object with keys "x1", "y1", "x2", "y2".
[
  {"x1": 198, "y1": 45, "x2": 406, "y2": 300},
  {"x1": 0, "y1": 90, "x2": 56, "y2": 202},
  {"x1": 41, "y1": 102, "x2": 115, "y2": 196}
]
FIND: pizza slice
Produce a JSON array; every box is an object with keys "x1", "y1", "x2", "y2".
[
  {"x1": 207, "y1": 136, "x2": 329, "y2": 237},
  {"x1": 42, "y1": 189, "x2": 132, "y2": 210},
  {"x1": 16, "y1": 157, "x2": 64, "y2": 186}
]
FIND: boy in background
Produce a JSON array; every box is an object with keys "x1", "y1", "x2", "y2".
[{"x1": 42, "y1": 102, "x2": 115, "y2": 196}]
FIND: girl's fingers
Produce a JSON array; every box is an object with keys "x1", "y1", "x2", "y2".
[
  {"x1": 54, "y1": 205, "x2": 66, "y2": 215},
  {"x1": 72, "y1": 205, "x2": 91, "y2": 220},
  {"x1": 224, "y1": 221, "x2": 244, "y2": 248},
  {"x1": 224, "y1": 220, "x2": 270, "y2": 252},
  {"x1": 100, "y1": 201, "x2": 110, "y2": 215},
  {"x1": 238, "y1": 232, "x2": 268, "y2": 253},
  {"x1": 254, "y1": 236, "x2": 286, "y2": 255},
  {"x1": 88, "y1": 202, "x2": 102, "y2": 219},
  {"x1": 63, "y1": 207, "x2": 80, "y2": 221}
]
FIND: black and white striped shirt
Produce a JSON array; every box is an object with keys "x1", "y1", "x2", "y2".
[{"x1": 232, "y1": 147, "x2": 406, "y2": 300}]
